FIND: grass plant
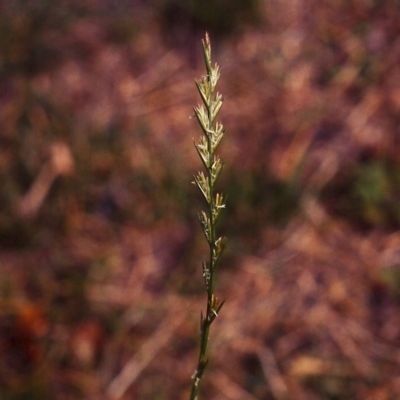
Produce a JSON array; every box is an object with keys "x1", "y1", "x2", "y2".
[{"x1": 189, "y1": 32, "x2": 227, "y2": 400}]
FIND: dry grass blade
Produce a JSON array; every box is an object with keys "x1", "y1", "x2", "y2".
[{"x1": 107, "y1": 310, "x2": 185, "y2": 400}]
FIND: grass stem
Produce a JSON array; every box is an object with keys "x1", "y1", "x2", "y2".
[{"x1": 190, "y1": 32, "x2": 227, "y2": 400}]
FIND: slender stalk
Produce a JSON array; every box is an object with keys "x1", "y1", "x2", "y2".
[{"x1": 190, "y1": 32, "x2": 227, "y2": 400}]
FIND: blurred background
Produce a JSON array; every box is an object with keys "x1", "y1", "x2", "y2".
[{"x1": 2, "y1": 0, "x2": 400, "y2": 399}]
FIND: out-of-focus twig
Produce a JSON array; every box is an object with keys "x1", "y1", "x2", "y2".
[
  {"x1": 106, "y1": 310, "x2": 185, "y2": 400},
  {"x1": 17, "y1": 142, "x2": 74, "y2": 219}
]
